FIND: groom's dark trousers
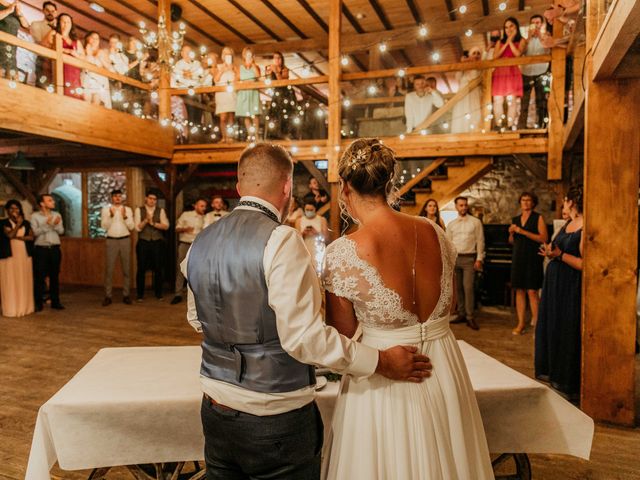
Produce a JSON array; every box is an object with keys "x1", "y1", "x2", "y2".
[{"x1": 201, "y1": 396, "x2": 324, "y2": 479}]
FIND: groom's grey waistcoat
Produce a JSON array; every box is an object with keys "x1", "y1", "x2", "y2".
[{"x1": 187, "y1": 208, "x2": 315, "y2": 393}]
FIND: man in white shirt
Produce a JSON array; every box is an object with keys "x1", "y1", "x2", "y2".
[
  {"x1": 172, "y1": 45, "x2": 204, "y2": 128},
  {"x1": 32, "y1": 194, "x2": 65, "y2": 311},
  {"x1": 203, "y1": 195, "x2": 229, "y2": 228},
  {"x1": 404, "y1": 75, "x2": 444, "y2": 133},
  {"x1": 183, "y1": 144, "x2": 432, "y2": 479},
  {"x1": 171, "y1": 198, "x2": 206, "y2": 305},
  {"x1": 518, "y1": 15, "x2": 551, "y2": 129},
  {"x1": 134, "y1": 190, "x2": 170, "y2": 301},
  {"x1": 446, "y1": 196, "x2": 485, "y2": 330},
  {"x1": 30, "y1": 1, "x2": 57, "y2": 88},
  {"x1": 101, "y1": 189, "x2": 134, "y2": 306}
]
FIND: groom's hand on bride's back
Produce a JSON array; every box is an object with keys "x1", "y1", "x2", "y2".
[{"x1": 375, "y1": 346, "x2": 432, "y2": 383}]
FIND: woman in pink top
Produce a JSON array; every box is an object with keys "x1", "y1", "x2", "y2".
[{"x1": 492, "y1": 17, "x2": 525, "y2": 130}]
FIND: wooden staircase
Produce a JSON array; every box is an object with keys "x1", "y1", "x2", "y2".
[{"x1": 399, "y1": 157, "x2": 494, "y2": 215}]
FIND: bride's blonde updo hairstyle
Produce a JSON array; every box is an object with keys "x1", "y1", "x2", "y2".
[{"x1": 338, "y1": 138, "x2": 398, "y2": 203}]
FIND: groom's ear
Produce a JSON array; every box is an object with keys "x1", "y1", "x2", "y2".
[{"x1": 236, "y1": 182, "x2": 242, "y2": 197}]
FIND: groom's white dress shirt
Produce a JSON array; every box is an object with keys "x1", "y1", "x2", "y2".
[{"x1": 182, "y1": 196, "x2": 379, "y2": 416}]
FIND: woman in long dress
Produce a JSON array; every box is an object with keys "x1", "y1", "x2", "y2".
[
  {"x1": 0, "y1": 199, "x2": 35, "y2": 317},
  {"x1": 323, "y1": 138, "x2": 493, "y2": 479},
  {"x1": 451, "y1": 47, "x2": 483, "y2": 134},
  {"x1": 491, "y1": 17, "x2": 524, "y2": 130},
  {"x1": 535, "y1": 185, "x2": 583, "y2": 401},
  {"x1": 43, "y1": 13, "x2": 84, "y2": 99},
  {"x1": 236, "y1": 46, "x2": 262, "y2": 141}
]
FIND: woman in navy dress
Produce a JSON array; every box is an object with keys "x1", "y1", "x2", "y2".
[{"x1": 535, "y1": 185, "x2": 583, "y2": 402}]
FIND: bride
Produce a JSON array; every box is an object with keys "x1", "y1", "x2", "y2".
[{"x1": 322, "y1": 138, "x2": 494, "y2": 479}]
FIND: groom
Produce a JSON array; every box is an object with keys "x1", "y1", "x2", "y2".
[{"x1": 184, "y1": 144, "x2": 433, "y2": 479}]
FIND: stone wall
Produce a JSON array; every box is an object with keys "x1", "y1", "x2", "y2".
[{"x1": 442, "y1": 157, "x2": 559, "y2": 224}]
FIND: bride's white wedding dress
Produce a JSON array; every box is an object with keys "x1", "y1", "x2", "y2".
[{"x1": 322, "y1": 219, "x2": 494, "y2": 479}]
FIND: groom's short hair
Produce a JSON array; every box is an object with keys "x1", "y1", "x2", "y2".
[{"x1": 238, "y1": 143, "x2": 293, "y2": 192}]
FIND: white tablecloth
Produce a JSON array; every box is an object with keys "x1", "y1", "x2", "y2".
[{"x1": 26, "y1": 342, "x2": 594, "y2": 479}]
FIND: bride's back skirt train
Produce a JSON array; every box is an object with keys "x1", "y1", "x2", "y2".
[{"x1": 323, "y1": 318, "x2": 495, "y2": 480}]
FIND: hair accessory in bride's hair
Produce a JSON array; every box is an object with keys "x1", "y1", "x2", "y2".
[{"x1": 347, "y1": 148, "x2": 367, "y2": 170}]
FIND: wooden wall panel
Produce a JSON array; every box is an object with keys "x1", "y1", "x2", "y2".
[{"x1": 60, "y1": 238, "x2": 128, "y2": 287}]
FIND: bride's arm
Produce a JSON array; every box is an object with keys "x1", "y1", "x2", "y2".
[{"x1": 326, "y1": 291, "x2": 359, "y2": 339}]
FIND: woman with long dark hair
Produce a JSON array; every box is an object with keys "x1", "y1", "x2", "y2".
[
  {"x1": 491, "y1": 17, "x2": 524, "y2": 130},
  {"x1": 535, "y1": 185, "x2": 583, "y2": 401},
  {"x1": 265, "y1": 51, "x2": 298, "y2": 139},
  {"x1": 42, "y1": 13, "x2": 84, "y2": 99},
  {"x1": 0, "y1": 200, "x2": 34, "y2": 317},
  {"x1": 418, "y1": 198, "x2": 446, "y2": 230}
]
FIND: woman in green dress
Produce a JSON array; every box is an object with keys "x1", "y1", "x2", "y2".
[{"x1": 235, "y1": 46, "x2": 262, "y2": 142}]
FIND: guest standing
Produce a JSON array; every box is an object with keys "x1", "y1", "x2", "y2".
[
  {"x1": 83, "y1": 32, "x2": 112, "y2": 108},
  {"x1": 172, "y1": 45, "x2": 204, "y2": 127},
  {"x1": 171, "y1": 198, "x2": 206, "y2": 305},
  {"x1": 451, "y1": 47, "x2": 483, "y2": 134},
  {"x1": 42, "y1": 13, "x2": 84, "y2": 99},
  {"x1": 509, "y1": 192, "x2": 548, "y2": 334},
  {"x1": 265, "y1": 52, "x2": 296, "y2": 139},
  {"x1": 0, "y1": 199, "x2": 34, "y2": 317},
  {"x1": 0, "y1": 0, "x2": 29, "y2": 79},
  {"x1": 134, "y1": 190, "x2": 169, "y2": 301},
  {"x1": 535, "y1": 185, "x2": 583, "y2": 401},
  {"x1": 101, "y1": 189, "x2": 134, "y2": 306},
  {"x1": 492, "y1": 17, "x2": 525, "y2": 130},
  {"x1": 518, "y1": 15, "x2": 550, "y2": 129},
  {"x1": 236, "y1": 47, "x2": 261, "y2": 141},
  {"x1": 404, "y1": 75, "x2": 444, "y2": 133},
  {"x1": 30, "y1": 1, "x2": 57, "y2": 88},
  {"x1": 31, "y1": 194, "x2": 64, "y2": 311},
  {"x1": 295, "y1": 200, "x2": 328, "y2": 275},
  {"x1": 447, "y1": 196, "x2": 484, "y2": 330},
  {"x1": 306, "y1": 176, "x2": 329, "y2": 209},
  {"x1": 418, "y1": 198, "x2": 446, "y2": 230},
  {"x1": 203, "y1": 195, "x2": 229, "y2": 228},
  {"x1": 215, "y1": 46, "x2": 237, "y2": 143}
]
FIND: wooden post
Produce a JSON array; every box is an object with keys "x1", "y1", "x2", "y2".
[
  {"x1": 158, "y1": 0, "x2": 172, "y2": 122},
  {"x1": 54, "y1": 34, "x2": 64, "y2": 95},
  {"x1": 481, "y1": 69, "x2": 492, "y2": 132},
  {"x1": 581, "y1": 0, "x2": 640, "y2": 426},
  {"x1": 547, "y1": 0, "x2": 567, "y2": 180},
  {"x1": 327, "y1": 0, "x2": 342, "y2": 238}
]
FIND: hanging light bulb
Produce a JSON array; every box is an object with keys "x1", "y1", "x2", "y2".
[
  {"x1": 465, "y1": 29, "x2": 473, "y2": 37},
  {"x1": 397, "y1": 68, "x2": 406, "y2": 77},
  {"x1": 343, "y1": 99, "x2": 351, "y2": 108},
  {"x1": 378, "y1": 42, "x2": 387, "y2": 53},
  {"x1": 419, "y1": 25, "x2": 428, "y2": 37},
  {"x1": 341, "y1": 56, "x2": 350, "y2": 66},
  {"x1": 498, "y1": 2, "x2": 507, "y2": 11},
  {"x1": 432, "y1": 52, "x2": 441, "y2": 62},
  {"x1": 367, "y1": 84, "x2": 377, "y2": 95}
]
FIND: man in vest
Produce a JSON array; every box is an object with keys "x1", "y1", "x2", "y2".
[
  {"x1": 184, "y1": 144, "x2": 433, "y2": 479},
  {"x1": 134, "y1": 189, "x2": 169, "y2": 301}
]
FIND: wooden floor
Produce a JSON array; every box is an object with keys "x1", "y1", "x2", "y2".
[{"x1": 1, "y1": 288, "x2": 639, "y2": 479}]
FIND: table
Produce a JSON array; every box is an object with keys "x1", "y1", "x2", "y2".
[{"x1": 26, "y1": 342, "x2": 594, "y2": 479}]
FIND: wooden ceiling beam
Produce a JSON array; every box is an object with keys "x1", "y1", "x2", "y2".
[
  {"x1": 444, "y1": 0, "x2": 457, "y2": 21},
  {"x1": 405, "y1": 0, "x2": 422, "y2": 24},
  {"x1": 186, "y1": 0, "x2": 253, "y2": 44},
  {"x1": 369, "y1": 0, "x2": 393, "y2": 30},
  {"x1": 482, "y1": 0, "x2": 490, "y2": 16},
  {"x1": 296, "y1": 0, "x2": 329, "y2": 33},
  {"x1": 231, "y1": 9, "x2": 534, "y2": 55}
]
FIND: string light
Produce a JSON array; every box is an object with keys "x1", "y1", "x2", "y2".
[
  {"x1": 432, "y1": 52, "x2": 441, "y2": 62},
  {"x1": 343, "y1": 99, "x2": 351, "y2": 108},
  {"x1": 291, "y1": 145, "x2": 299, "y2": 154},
  {"x1": 498, "y1": 2, "x2": 507, "y2": 11},
  {"x1": 419, "y1": 25, "x2": 428, "y2": 37},
  {"x1": 378, "y1": 42, "x2": 387, "y2": 52},
  {"x1": 459, "y1": 5, "x2": 467, "y2": 14},
  {"x1": 397, "y1": 68, "x2": 406, "y2": 77},
  {"x1": 341, "y1": 56, "x2": 350, "y2": 66},
  {"x1": 399, "y1": 134, "x2": 405, "y2": 140},
  {"x1": 312, "y1": 145, "x2": 320, "y2": 153},
  {"x1": 465, "y1": 29, "x2": 473, "y2": 37},
  {"x1": 367, "y1": 84, "x2": 377, "y2": 95}
]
